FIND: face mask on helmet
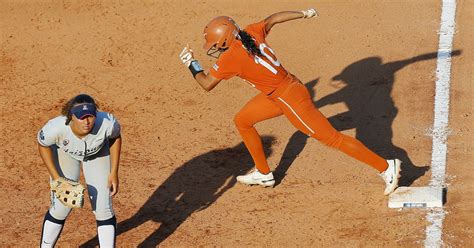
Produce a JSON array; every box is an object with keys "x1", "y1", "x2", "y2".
[{"x1": 203, "y1": 16, "x2": 240, "y2": 58}]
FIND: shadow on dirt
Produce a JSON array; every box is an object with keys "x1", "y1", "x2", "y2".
[
  {"x1": 275, "y1": 50, "x2": 461, "y2": 187},
  {"x1": 80, "y1": 136, "x2": 275, "y2": 247}
]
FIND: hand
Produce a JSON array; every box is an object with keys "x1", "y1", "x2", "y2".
[
  {"x1": 108, "y1": 173, "x2": 119, "y2": 196},
  {"x1": 179, "y1": 45, "x2": 195, "y2": 67},
  {"x1": 302, "y1": 8, "x2": 319, "y2": 19}
]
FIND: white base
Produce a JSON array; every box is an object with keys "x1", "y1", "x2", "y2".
[{"x1": 388, "y1": 186, "x2": 444, "y2": 208}]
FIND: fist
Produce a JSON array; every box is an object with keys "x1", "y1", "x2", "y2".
[
  {"x1": 179, "y1": 46, "x2": 195, "y2": 67},
  {"x1": 302, "y1": 8, "x2": 319, "y2": 19}
]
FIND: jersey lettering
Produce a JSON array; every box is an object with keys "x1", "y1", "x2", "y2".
[
  {"x1": 254, "y1": 43, "x2": 281, "y2": 74},
  {"x1": 37, "y1": 113, "x2": 120, "y2": 162}
]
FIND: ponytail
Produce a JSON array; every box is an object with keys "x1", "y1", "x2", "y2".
[{"x1": 238, "y1": 30, "x2": 262, "y2": 56}]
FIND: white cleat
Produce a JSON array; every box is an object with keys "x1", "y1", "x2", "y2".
[
  {"x1": 236, "y1": 169, "x2": 275, "y2": 187},
  {"x1": 380, "y1": 159, "x2": 402, "y2": 195}
]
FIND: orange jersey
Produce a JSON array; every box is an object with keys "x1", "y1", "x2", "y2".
[{"x1": 210, "y1": 21, "x2": 294, "y2": 95}]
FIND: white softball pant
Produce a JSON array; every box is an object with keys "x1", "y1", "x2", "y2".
[{"x1": 48, "y1": 145, "x2": 114, "y2": 221}]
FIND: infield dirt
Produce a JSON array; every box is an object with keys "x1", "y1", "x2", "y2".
[{"x1": 1, "y1": 1, "x2": 472, "y2": 247}]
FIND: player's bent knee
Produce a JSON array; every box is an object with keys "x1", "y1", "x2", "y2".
[
  {"x1": 49, "y1": 204, "x2": 72, "y2": 221},
  {"x1": 94, "y1": 208, "x2": 115, "y2": 221},
  {"x1": 234, "y1": 114, "x2": 253, "y2": 129},
  {"x1": 45, "y1": 210, "x2": 66, "y2": 225}
]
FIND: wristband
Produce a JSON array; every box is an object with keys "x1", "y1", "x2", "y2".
[{"x1": 189, "y1": 60, "x2": 204, "y2": 78}]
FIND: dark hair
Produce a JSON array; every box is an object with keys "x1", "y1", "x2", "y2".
[
  {"x1": 238, "y1": 30, "x2": 262, "y2": 56},
  {"x1": 62, "y1": 94, "x2": 98, "y2": 125}
]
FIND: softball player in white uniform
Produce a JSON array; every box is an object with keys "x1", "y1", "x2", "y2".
[{"x1": 38, "y1": 94, "x2": 121, "y2": 248}]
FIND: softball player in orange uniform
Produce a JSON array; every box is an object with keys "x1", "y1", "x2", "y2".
[{"x1": 179, "y1": 9, "x2": 401, "y2": 195}]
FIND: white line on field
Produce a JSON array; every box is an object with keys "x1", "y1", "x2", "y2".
[{"x1": 424, "y1": 0, "x2": 457, "y2": 247}]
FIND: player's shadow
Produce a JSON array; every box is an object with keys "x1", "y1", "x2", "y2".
[
  {"x1": 80, "y1": 136, "x2": 275, "y2": 247},
  {"x1": 274, "y1": 50, "x2": 461, "y2": 187}
]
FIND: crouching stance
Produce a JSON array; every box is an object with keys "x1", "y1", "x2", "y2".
[{"x1": 38, "y1": 94, "x2": 121, "y2": 247}]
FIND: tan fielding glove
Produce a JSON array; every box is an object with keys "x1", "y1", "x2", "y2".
[{"x1": 50, "y1": 177, "x2": 85, "y2": 208}]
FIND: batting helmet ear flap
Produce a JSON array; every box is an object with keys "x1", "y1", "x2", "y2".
[{"x1": 203, "y1": 16, "x2": 240, "y2": 52}]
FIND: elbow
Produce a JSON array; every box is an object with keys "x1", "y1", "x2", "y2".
[
  {"x1": 198, "y1": 84, "x2": 211, "y2": 92},
  {"x1": 201, "y1": 82, "x2": 215, "y2": 92},
  {"x1": 196, "y1": 73, "x2": 219, "y2": 92}
]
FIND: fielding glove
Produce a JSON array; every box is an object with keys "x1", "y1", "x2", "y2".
[{"x1": 50, "y1": 177, "x2": 85, "y2": 209}]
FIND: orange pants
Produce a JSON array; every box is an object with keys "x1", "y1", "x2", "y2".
[{"x1": 234, "y1": 80, "x2": 388, "y2": 174}]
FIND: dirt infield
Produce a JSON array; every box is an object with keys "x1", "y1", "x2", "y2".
[{"x1": 1, "y1": 1, "x2": 472, "y2": 247}]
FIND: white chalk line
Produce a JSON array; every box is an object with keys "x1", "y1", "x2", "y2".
[{"x1": 424, "y1": 0, "x2": 457, "y2": 247}]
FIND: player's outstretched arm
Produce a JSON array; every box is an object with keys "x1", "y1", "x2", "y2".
[
  {"x1": 264, "y1": 8, "x2": 319, "y2": 33},
  {"x1": 179, "y1": 46, "x2": 222, "y2": 91}
]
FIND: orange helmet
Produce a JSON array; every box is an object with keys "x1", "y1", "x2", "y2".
[{"x1": 203, "y1": 16, "x2": 240, "y2": 53}]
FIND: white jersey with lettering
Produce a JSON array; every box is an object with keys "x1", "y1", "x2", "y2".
[{"x1": 37, "y1": 112, "x2": 121, "y2": 161}]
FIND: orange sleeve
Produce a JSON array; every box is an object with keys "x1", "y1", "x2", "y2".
[
  {"x1": 209, "y1": 49, "x2": 239, "y2": 80},
  {"x1": 244, "y1": 21, "x2": 268, "y2": 39}
]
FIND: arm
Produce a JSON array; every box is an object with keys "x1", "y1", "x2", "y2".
[
  {"x1": 179, "y1": 46, "x2": 222, "y2": 91},
  {"x1": 194, "y1": 71, "x2": 222, "y2": 92},
  {"x1": 38, "y1": 143, "x2": 60, "y2": 180},
  {"x1": 315, "y1": 92, "x2": 341, "y2": 109},
  {"x1": 386, "y1": 51, "x2": 443, "y2": 73},
  {"x1": 108, "y1": 135, "x2": 121, "y2": 196},
  {"x1": 264, "y1": 8, "x2": 319, "y2": 33}
]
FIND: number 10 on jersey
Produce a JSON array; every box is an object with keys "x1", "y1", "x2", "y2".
[{"x1": 254, "y1": 43, "x2": 281, "y2": 74}]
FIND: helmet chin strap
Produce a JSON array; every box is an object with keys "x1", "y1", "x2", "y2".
[
  {"x1": 206, "y1": 46, "x2": 227, "y2": 58},
  {"x1": 206, "y1": 31, "x2": 241, "y2": 59}
]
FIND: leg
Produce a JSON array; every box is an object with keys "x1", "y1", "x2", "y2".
[
  {"x1": 40, "y1": 211, "x2": 65, "y2": 248},
  {"x1": 97, "y1": 216, "x2": 117, "y2": 248},
  {"x1": 41, "y1": 147, "x2": 81, "y2": 247},
  {"x1": 83, "y1": 147, "x2": 116, "y2": 248},
  {"x1": 234, "y1": 93, "x2": 283, "y2": 174},
  {"x1": 274, "y1": 82, "x2": 389, "y2": 172}
]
